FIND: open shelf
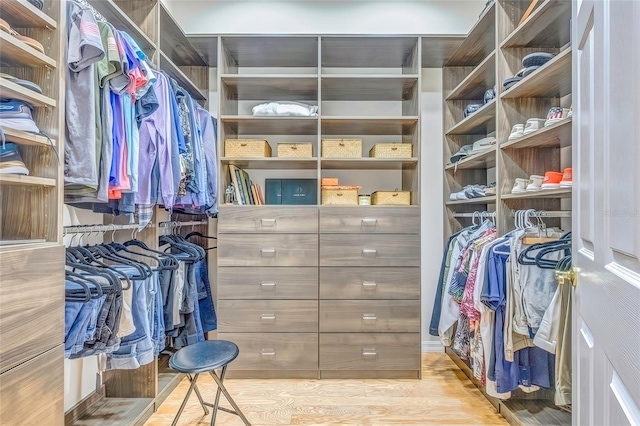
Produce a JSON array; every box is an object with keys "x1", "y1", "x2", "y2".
[
  {"x1": 321, "y1": 158, "x2": 418, "y2": 170},
  {"x1": 322, "y1": 37, "x2": 419, "y2": 70},
  {"x1": 0, "y1": 77, "x2": 56, "y2": 108},
  {"x1": 321, "y1": 116, "x2": 418, "y2": 135},
  {"x1": 422, "y1": 36, "x2": 465, "y2": 68},
  {"x1": 221, "y1": 116, "x2": 318, "y2": 135},
  {"x1": 0, "y1": 0, "x2": 57, "y2": 28},
  {"x1": 502, "y1": 188, "x2": 572, "y2": 200},
  {"x1": 159, "y1": 3, "x2": 207, "y2": 66},
  {"x1": 321, "y1": 75, "x2": 419, "y2": 101},
  {"x1": 88, "y1": 0, "x2": 156, "y2": 53},
  {"x1": 159, "y1": 51, "x2": 207, "y2": 101},
  {"x1": 222, "y1": 36, "x2": 319, "y2": 69},
  {"x1": 0, "y1": 126, "x2": 56, "y2": 147},
  {"x1": 446, "y1": 195, "x2": 496, "y2": 206},
  {"x1": 0, "y1": 174, "x2": 56, "y2": 187},
  {"x1": 501, "y1": 48, "x2": 572, "y2": 99},
  {"x1": 446, "y1": 1, "x2": 496, "y2": 66},
  {"x1": 501, "y1": 0, "x2": 572, "y2": 48},
  {"x1": 445, "y1": 147, "x2": 496, "y2": 170},
  {"x1": 446, "y1": 100, "x2": 496, "y2": 135},
  {"x1": 501, "y1": 118, "x2": 572, "y2": 149},
  {"x1": 222, "y1": 157, "x2": 318, "y2": 170},
  {"x1": 0, "y1": 31, "x2": 56, "y2": 68},
  {"x1": 221, "y1": 75, "x2": 318, "y2": 100},
  {"x1": 446, "y1": 51, "x2": 496, "y2": 101}
]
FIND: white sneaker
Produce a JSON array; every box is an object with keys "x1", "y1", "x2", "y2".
[
  {"x1": 523, "y1": 119, "x2": 546, "y2": 135},
  {"x1": 511, "y1": 178, "x2": 528, "y2": 194},
  {"x1": 526, "y1": 175, "x2": 544, "y2": 191},
  {"x1": 508, "y1": 124, "x2": 525, "y2": 140},
  {"x1": 544, "y1": 107, "x2": 570, "y2": 127}
]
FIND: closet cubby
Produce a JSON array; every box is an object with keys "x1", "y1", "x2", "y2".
[{"x1": 441, "y1": 1, "x2": 573, "y2": 424}]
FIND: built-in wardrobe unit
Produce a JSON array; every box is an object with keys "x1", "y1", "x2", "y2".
[
  {"x1": 442, "y1": 0, "x2": 572, "y2": 424},
  {"x1": 0, "y1": 1, "x2": 65, "y2": 425},
  {"x1": 0, "y1": 1, "x2": 210, "y2": 425},
  {"x1": 211, "y1": 36, "x2": 423, "y2": 379}
]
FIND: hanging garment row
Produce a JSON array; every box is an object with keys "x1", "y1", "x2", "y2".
[
  {"x1": 64, "y1": 225, "x2": 217, "y2": 370},
  {"x1": 430, "y1": 209, "x2": 572, "y2": 410},
  {"x1": 64, "y1": 0, "x2": 218, "y2": 228}
]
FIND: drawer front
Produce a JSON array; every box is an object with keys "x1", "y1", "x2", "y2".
[
  {"x1": 320, "y1": 333, "x2": 420, "y2": 370},
  {"x1": 320, "y1": 267, "x2": 419, "y2": 300},
  {"x1": 0, "y1": 245, "x2": 64, "y2": 373},
  {"x1": 219, "y1": 234, "x2": 318, "y2": 267},
  {"x1": 320, "y1": 300, "x2": 420, "y2": 332},
  {"x1": 320, "y1": 234, "x2": 420, "y2": 267},
  {"x1": 219, "y1": 333, "x2": 318, "y2": 371},
  {"x1": 319, "y1": 207, "x2": 419, "y2": 234},
  {"x1": 219, "y1": 267, "x2": 318, "y2": 300},
  {"x1": 0, "y1": 345, "x2": 64, "y2": 426},
  {"x1": 218, "y1": 300, "x2": 318, "y2": 333},
  {"x1": 218, "y1": 206, "x2": 318, "y2": 233}
]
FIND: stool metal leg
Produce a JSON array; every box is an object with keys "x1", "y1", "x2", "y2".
[
  {"x1": 171, "y1": 373, "x2": 200, "y2": 426},
  {"x1": 189, "y1": 374, "x2": 210, "y2": 416},
  {"x1": 209, "y1": 366, "x2": 225, "y2": 426},
  {"x1": 208, "y1": 368, "x2": 251, "y2": 426}
]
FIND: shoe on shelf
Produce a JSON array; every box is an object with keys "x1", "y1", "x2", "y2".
[
  {"x1": 0, "y1": 100, "x2": 40, "y2": 133},
  {"x1": 526, "y1": 175, "x2": 544, "y2": 191},
  {"x1": 0, "y1": 72, "x2": 43, "y2": 94},
  {"x1": 544, "y1": 107, "x2": 571, "y2": 127},
  {"x1": 541, "y1": 171, "x2": 564, "y2": 190},
  {"x1": 0, "y1": 18, "x2": 45, "y2": 53},
  {"x1": 560, "y1": 168, "x2": 573, "y2": 188},
  {"x1": 508, "y1": 124, "x2": 525, "y2": 140},
  {"x1": 0, "y1": 142, "x2": 29, "y2": 175},
  {"x1": 523, "y1": 118, "x2": 546, "y2": 135},
  {"x1": 522, "y1": 52, "x2": 555, "y2": 68},
  {"x1": 511, "y1": 178, "x2": 528, "y2": 194}
]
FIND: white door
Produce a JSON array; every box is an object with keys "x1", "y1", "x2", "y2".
[{"x1": 573, "y1": 0, "x2": 640, "y2": 425}]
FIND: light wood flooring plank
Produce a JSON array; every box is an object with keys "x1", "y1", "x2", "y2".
[{"x1": 145, "y1": 354, "x2": 508, "y2": 425}]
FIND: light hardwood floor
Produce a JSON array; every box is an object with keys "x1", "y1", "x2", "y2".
[{"x1": 145, "y1": 353, "x2": 507, "y2": 425}]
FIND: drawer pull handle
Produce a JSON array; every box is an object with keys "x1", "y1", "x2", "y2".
[
  {"x1": 362, "y1": 280, "x2": 377, "y2": 287},
  {"x1": 261, "y1": 314, "x2": 276, "y2": 320},
  {"x1": 261, "y1": 248, "x2": 276, "y2": 256},
  {"x1": 362, "y1": 313, "x2": 377, "y2": 320},
  {"x1": 261, "y1": 349, "x2": 276, "y2": 356},
  {"x1": 261, "y1": 281, "x2": 276, "y2": 287},
  {"x1": 362, "y1": 348, "x2": 377, "y2": 357},
  {"x1": 362, "y1": 248, "x2": 377, "y2": 256},
  {"x1": 260, "y1": 218, "x2": 277, "y2": 226},
  {"x1": 361, "y1": 218, "x2": 377, "y2": 226}
]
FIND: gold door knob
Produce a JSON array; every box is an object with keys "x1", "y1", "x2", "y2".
[{"x1": 555, "y1": 267, "x2": 577, "y2": 287}]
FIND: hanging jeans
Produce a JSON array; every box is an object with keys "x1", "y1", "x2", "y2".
[{"x1": 195, "y1": 259, "x2": 217, "y2": 332}]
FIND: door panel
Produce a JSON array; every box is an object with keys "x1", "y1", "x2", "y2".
[{"x1": 574, "y1": 1, "x2": 640, "y2": 425}]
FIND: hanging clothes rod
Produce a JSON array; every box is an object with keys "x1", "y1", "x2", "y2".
[
  {"x1": 510, "y1": 210, "x2": 572, "y2": 218},
  {"x1": 158, "y1": 220, "x2": 208, "y2": 228},
  {"x1": 63, "y1": 223, "x2": 141, "y2": 235},
  {"x1": 453, "y1": 212, "x2": 497, "y2": 218}
]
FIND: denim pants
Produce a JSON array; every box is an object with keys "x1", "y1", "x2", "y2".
[{"x1": 194, "y1": 259, "x2": 217, "y2": 332}]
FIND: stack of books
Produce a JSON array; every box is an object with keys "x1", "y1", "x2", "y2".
[{"x1": 229, "y1": 165, "x2": 264, "y2": 205}]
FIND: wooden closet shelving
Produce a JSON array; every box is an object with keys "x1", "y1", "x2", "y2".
[
  {"x1": 0, "y1": 126, "x2": 57, "y2": 147},
  {"x1": 0, "y1": 31, "x2": 57, "y2": 67},
  {"x1": 442, "y1": 0, "x2": 573, "y2": 424},
  {"x1": 0, "y1": 77, "x2": 57, "y2": 107}
]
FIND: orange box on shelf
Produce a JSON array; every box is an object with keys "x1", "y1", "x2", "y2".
[{"x1": 321, "y1": 177, "x2": 339, "y2": 186}]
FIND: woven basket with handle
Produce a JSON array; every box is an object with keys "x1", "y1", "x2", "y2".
[
  {"x1": 277, "y1": 143, "x2": 313, "y2": 158},
  {"x1": 321, "y1": 186, "x2": 360, "y2": 205},
  {"x1": 371, "y1": 191, "x2": 411, "y2": 205},
  {"x1": 369, "y1": 143, "x2": 413, "y2": 158},
  {"x1": 225, "y1": 139, "x2": 272, "y2": 157},
  {"x1": 321, "y1": 139, "x2": 362, "y2": 158}
]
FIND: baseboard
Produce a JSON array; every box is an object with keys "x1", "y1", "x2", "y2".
[{"x1": 422, "y1": 340, "x2": 444, "y2": 353}]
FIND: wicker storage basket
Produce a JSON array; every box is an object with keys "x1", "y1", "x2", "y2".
[
  {"x1": 321, "y1": 139, "x2": 362, "y2": 158},
  {"x1": 277, "y1": 143, "x2": 313, "y2": 158},
  {"x1": 371, "y1": 191, "x2": 411, "y2": 205},
  {"x1": 225, "y1": 139, "x2": 272, "y2": 157},
  {"x1": 321, "y1": 186, "x2": 359, "y2": 205},
  {"x1": 369, "y1": 143, "x2": 413, "y2": 158}
]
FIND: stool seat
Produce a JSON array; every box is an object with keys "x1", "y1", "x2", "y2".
[{"x1": 169, "y1": 340, "x2": 239, "y2": 374}]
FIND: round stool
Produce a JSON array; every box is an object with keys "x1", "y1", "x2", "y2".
[{"x1": 169, "y1": 340, "x2": 250, "y2": 426}]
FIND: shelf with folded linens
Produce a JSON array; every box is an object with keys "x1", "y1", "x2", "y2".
[
  {"x1": 500, "y1": 47, "x2": 572, "y2": 99},
  {"x1": 501, "y1": 0, "x2": 571, "y2": 49}
]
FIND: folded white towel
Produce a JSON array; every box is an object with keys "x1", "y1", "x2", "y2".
[{"x1": 252, "y1": 101, "x2": 318, "y2": 117}]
